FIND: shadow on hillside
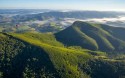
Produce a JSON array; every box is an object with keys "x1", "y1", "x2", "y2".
[{"x1": 0, "y1": 35, "x2": 60, "y2": 78}]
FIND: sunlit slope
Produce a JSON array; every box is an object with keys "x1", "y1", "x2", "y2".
[
  {"x1": 1, "y1": 32, "x2": 125, "y2": 78},
  {"x1": 0, "y1": 33, "x2": 60, "y2": 78},
  {"x1": 55, "y1": 21, "x2": 125, "y2": 52},
  {"x1": 99, "y1": 24, "x2": 125, "y2": 41},
  {"x1": 8, "y1": 32, "x2": 92, "y2": 78}
]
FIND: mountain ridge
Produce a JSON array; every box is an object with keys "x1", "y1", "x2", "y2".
[
  {"x1": 55, "y1": 21, "x2": 125, "y2": 52},
  {"x1": 1, "y1": 21, "x2": 125, "y2": 78}
]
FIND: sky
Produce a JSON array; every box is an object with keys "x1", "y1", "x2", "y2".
[{"x1": 0, "y1": 0, "x2": 125, "y2": 11}]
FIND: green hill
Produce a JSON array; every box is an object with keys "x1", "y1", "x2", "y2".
[
  {"x1": 0, "y1": 32, "x2": 92, "y2": 78},
  {"x1": 0, "y1": 21, "x2": 125, "y2": 78},
  {"x1": 55, "y1": 21, "x2": 125, "y2": 52}
]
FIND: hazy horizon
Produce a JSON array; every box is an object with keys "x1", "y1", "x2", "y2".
[{"x1": 0, "y1": 0, "x2": 125, "y2": 11}]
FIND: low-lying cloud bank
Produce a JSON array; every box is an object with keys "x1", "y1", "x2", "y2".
[{"x1": 63, "y1": 16, "x2": 125, "y2": 27}]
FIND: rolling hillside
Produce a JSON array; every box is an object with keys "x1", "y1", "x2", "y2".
[
  {"x1": 0, "y1": 21, "x2": 125, "y2": 78},
  {"x1": 0, "y1": 32, "x2": 92, "y2": 78},
  {"x1": 55, "y1": 21, "x2": 125, "y2": 52}
]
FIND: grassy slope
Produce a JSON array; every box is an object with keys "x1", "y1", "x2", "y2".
[
  {"x1": 55, "y1": 24, "x2": 98, "y2": 51},
  {"x1": 1, "y1": 21, "x2": 125, "y2": 78},
  {"x1": 89, "y1": 23, "x2": 125, "y2": 52},
  {"x1": 55, "y1": 21, "x2": 125, "y2": 52},
  {"x1": 0, "y1": 32, "x2": 125, "y2": 78},
  {"x1": 0, "y1": 33, "x2": 60, "y2": 78},
  {"x1": 9, "y1": 32, "x2": 92, "y2": 78},
  {"x1": 99, "y1": 24, "x2": 125, "y2": 41}
]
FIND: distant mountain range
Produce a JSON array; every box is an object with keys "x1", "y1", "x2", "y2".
[
  {"x1": 1, "y1": 10, "x2": 125, "y2": 33},
  {"x1": 0, "y1": 9, "x2": 52, "y2": 15},
  {"x1": 12, "y1": 11, "x2": 125, "y2": 22}
]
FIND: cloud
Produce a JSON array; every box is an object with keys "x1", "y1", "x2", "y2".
[{"x1": 85, "y1": 16, "x2": 125, "y2": 23}]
